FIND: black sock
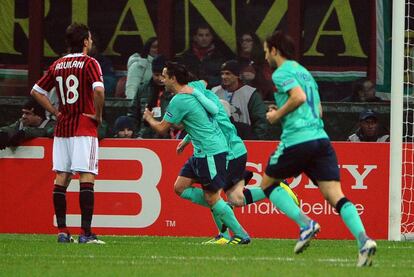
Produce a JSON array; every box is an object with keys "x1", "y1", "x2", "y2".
[
  {"x1": 335, "y1": 197, "x2": 350, "y2": 213},
  {"x1": 263, "y1": 183, "x2": 279, "y2": 198},
  {"x1": 243, "y1": 189, "x2": 254, "y2": 205},
  {"x1": 79, "y1": 182, "x2": 94, "y2": 235},
  {"x1": 53, "y1": 185, "x2": 67, "y2": 232}
]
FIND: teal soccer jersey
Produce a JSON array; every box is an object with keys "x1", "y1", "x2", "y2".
[
  {"x1": 272, "y1": 60, "x2": 328, "y2": 147},
  {"x1": 188, "y1": 81, "x2": 247, "y2": 160},
  {"x1": 163, "y1": 91, "x2": 228, "y2": 157}
]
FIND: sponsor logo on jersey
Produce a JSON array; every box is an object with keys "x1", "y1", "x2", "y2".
[{"x1": 282, "y1": 79, "x2": 295, "y2": 87}]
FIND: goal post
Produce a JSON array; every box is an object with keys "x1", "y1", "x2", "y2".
[{"x1": 389, "y1": 0, "x2": 405, "y2": 241}]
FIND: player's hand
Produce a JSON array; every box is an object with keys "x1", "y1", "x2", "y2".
[
  {"x1": 83, "y1": 113, "x2": 102, "y2": 125},
  {"x1": 176, "y1": 140, "x2": 187, "y2": 154},
  {"x1": 53, "y1": 110, "x2": 62, "y2": 119},
  {"x1": 266, "y1": 109, "x2": 279, "y2": 124},
  {"x1": 268, "y1": 104, "x2": 278, "y2": 111},
  {"x1": 143, "y1": 108, "x2": 154, "y2": 121}
]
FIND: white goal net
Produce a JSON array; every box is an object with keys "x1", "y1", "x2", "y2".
[
  {"x1": 401, "y1": 0, "x2": 414, "y2": 239},
  {"x1": 389, "y1": 0, "x2": 414, "y2": 241}
]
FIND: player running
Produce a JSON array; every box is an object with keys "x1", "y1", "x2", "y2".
[{"x1": 260, "y1": 30, "x2": 376, "y2": 267}]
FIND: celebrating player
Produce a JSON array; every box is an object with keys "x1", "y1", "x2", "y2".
[
  {"x1": 179, "y1": 79, "x2": 299, "y2": 244},
  {"x1": 261, "y1": 31, "x2": 376, "y2": 266},
  {"x1": 31, "y1": 23, "x2": 105, "y2": 244},
  {"x1": 143, "y1": 62, "x2": 250, "y2": 244}
]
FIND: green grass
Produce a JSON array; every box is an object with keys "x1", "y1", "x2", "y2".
[{"x1": 0, "y1": 234, "x2": 413, "y2": 277}]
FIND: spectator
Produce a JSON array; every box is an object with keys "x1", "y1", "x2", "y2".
[
  {"x1": 112, "y1": 116, "x2": 136, "y2": 138},
  {"x1": 341, "y1": 79, "x2": 384, "y2": 102},
  {"x1": 127, "y1": 55, "x2": 173, "y2": 138},
  {"x1": 348, "y1": 109, "x2": 390, "y2": 142},
  {"x1": 212, "y1": 60, "x2": 268, "y2": 140},
  {"x1": 125, "y1": 37, "x2": 158, "y2": 99},
  {"x1": 0, "y1": 99, "x2": 56, "y2": 149},
  {"x1": 175, "y1": 24, "x2": 227, "y2": 88},
  {"x1": 237, "y1": 32, "x2": 274, "y2": 100}
]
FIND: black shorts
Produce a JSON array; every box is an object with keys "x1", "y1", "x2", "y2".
[
  {"x1": 224, "y1": 154, "x2": 247, "y2": 191},
  {"x1": 265, "y1": 139, "x2": 340, "y2": 185},
  {"x1": 179, "y1": 152, "x2": 228, "y2": 192}
]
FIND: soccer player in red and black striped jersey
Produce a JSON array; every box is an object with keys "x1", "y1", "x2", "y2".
[{"x1": 31, "y1": 23, "x2": 105, "y2": 244}]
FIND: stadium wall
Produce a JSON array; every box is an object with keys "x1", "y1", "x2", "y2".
[{"x1": 0, "y1": 138, "x2": 392, "y2": 239}]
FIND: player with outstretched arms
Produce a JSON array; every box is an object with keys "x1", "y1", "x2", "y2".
[
  {"x1": 31, "y1": 23, "x2": 105, "y2": 244},
  {"x1": 260, "y1": 30, "x2": 376, "y2": 266}
]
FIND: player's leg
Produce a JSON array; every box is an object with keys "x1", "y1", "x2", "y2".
[
  {"x1": 202, "y1": 211, "x2": 231, "y2": 244},
  {"x1": 222, "y1": 154, "x2": 298, "y2": 207},
  {"x1": 176, "y1": 176, "x2": 230, "y2": 245},
  {"x1": 71, "y1": 136, "x2": 104, "y2": 244},
  {"x1": 225, "y1": 154, "x2": 267, "y2": 207},
  {"x1": 202, "y1": 156, "x2": 249, "y2": 244},
  {"x1": 174, "y1": 158, "x2": 208, "y2": 207},
  {"x1": 174, "y1": 159, "x2": 229, "y2": 244},
  {"x1": 203, "y1": 153, "x2": 250, "y2": 244},
  {"x1": 318, "y1": 180, "x2": 370, "y2": 245},
  {"x1": 203, "y1": 154, "x2": 252, "y2": 243},
  {"x1": 311, "y1": 139, "x2": 376, "y2": 266},
  {"x1": 52, "y1": 137, "x2": 76, "y2": 243},
  {"x1": 261, "y1": 174, "x2": 312, "y2": 228},
  {"x1": 261, "y1": 143, "x2": 318, "y2": 254},
  {"x1": 199, "y1": 181, "x2": 245, "y2": 244},
  {"x1": 229, "y1": 179, "x2": 299, "y2": 207},
  {"x1": 54, "y1": 172, "x2": 74, "y2": 243},
  {"x1": 77, "y1": 172, "x2": 105, "y2": 244},
  {"x1": 204, "y1": 189, "x2": 250, "y2": 244},
  {"x1": 318, "y1": 181, "x2": 376, "y2": 266}
]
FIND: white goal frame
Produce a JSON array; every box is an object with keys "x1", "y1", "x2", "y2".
[{"x1": 389, "y1": 0, "x2": 405, "y2": 241}]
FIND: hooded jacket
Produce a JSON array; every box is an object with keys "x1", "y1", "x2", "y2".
[{"x1": 125, "y1": 53, "x2": 154, "y2": 99}]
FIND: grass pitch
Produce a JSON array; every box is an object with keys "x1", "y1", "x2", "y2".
[{"x1": 0, "y1": 234, "x2": 413, "y2": 277}]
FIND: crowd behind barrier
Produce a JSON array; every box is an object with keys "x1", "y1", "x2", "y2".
[{"x1": 0, "y1": 96, "x2": 391, "y2": 142}]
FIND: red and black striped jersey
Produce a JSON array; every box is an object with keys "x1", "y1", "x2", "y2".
[{"x1": 33, "y1": 53, "x2": 104, "y2": 137}]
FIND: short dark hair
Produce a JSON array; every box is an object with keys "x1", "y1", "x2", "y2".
[
  {"x1": 192, "y1": 24, "x2": 213, "y2": 36},
  {"x1": 265, "y1": 30, "x2": 295, "y2": 60},
  {"x1": 165, "y1": 62, "x2": 190, "y2": 85},
  {"x1": 65, "y1": 23, "x2": 90, "y2": 53},
  {"x1": 152, "y1": 54, "x2": 166, "y2": 73},
  {"x1": 24, "y1": 99, "x2": 46, "y2": 119},
  {"x1": 221, "y1": 60, "x2": 241, "y2": 77}
]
